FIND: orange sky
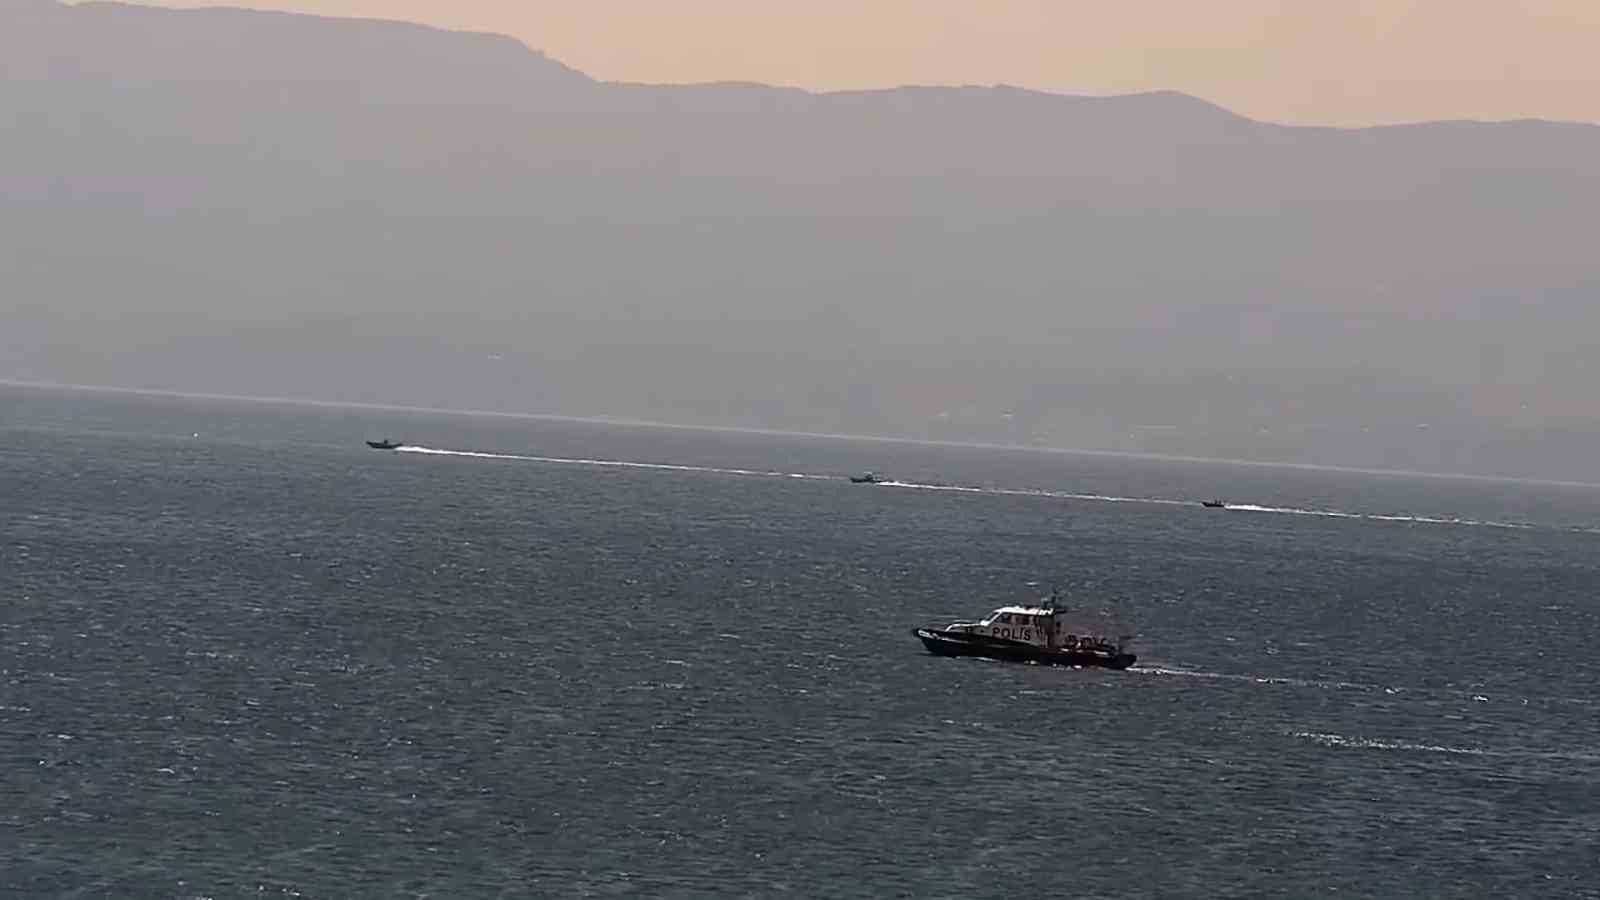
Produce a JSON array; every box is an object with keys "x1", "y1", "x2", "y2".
[{"x1": 115, "y1": 0, "x2": 1600, "y2": 125}]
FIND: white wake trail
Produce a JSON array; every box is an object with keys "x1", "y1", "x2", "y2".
[
  {"x1": 397, "y1": 445, "x2": 829, "y2": 480},
  {"x1": 390, "y1": 445, "x2": 1587, "y2": 534}
]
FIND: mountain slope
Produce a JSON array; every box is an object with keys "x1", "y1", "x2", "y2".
[{"x1": 5, "y1": 0, "x2": 1600, "y2": 478}]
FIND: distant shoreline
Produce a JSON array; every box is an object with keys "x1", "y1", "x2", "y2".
[{"x1": 5, "y1": 377, "x2": 1599, "y2": 490}]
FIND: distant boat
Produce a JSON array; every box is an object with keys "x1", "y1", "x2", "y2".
[
  {"x1": 849, "y1": 472, "x2": 882, "y2": 484},
  {"x1": 366, "y1": 439, "x2": 404, "y2": 450},
  {"x1": 1201, "y1": 499, "x2": 1226, "y2": 509}
]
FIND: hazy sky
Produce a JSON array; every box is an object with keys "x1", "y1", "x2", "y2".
[{"x1": 108, "y1": 0, "x2": 1600, "y2": 125}]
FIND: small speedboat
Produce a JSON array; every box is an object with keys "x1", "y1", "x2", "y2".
[
  {"x1": 366, "y1": 439, "x2": 404, "y2": 450},
  {"x1": 849, "y1": 472, "x2": 882, "y2": 484},
  {"x1": 1201, "y1": 499, "x2": 1226, "y2": 509},
  {"x1": 914, "y1": 592, "x2": 1136, "y2": 670}
]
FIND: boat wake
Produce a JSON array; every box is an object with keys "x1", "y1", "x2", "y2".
[
  {"x1": 392, "y1": 445, "x2": 1589, "y2": 534},
  {"x1": 1130, "y1": 665, "x2": 1383, "y2": 693},
  {"x1": 1289, "y1": 731, "x2": 1600, "y2": 763},
  {"x1": 1221, "y1": 503, "x2": 1535, "y2": 531},
  {"x1": 1294, "y1": 731, "x2": 1487, "y2": 756},
  {"x1": 878, "y1": 480, "x2": 1196, "y2": 509},
  {"x1": 396, "y1": 445, "x2": 837, "y2": 481},
  {"x1": 1131, "y1": 664, "x2": 1600, "y2": 715},
  {"x1": 1129, "y1": 670, "x2": 1600, "y2": 760}
]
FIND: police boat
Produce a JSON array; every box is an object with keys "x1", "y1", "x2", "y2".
[{"x1": 913, "y1": 592, "x2": 1136, "y2": 670}]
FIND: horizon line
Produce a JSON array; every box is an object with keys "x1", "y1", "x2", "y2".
[{"x1": 5, "y1": 377, "x2": 1599, "y2": 491}]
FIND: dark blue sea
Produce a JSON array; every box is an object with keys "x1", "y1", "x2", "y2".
[{"x1": 4, "y1": 383, "x2": 1600, "y2": 898}]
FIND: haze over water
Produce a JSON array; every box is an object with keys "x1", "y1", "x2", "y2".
[
  {"x1": 10, "y1": 0, "x2": 1600, "y2": 483},
  {"x1": 6, "y1": 385, "x2": 1599, "y2": 896}
]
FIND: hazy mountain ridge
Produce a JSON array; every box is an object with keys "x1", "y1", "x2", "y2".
[{"x1": 6, "y1": 0, "x2": 1600, "y2": 478}]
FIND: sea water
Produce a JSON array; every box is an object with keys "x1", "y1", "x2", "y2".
[{"x1": 4, "y1": 384, "x2": 1599, "y2": 897}]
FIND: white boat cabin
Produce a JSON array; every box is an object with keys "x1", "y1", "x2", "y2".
[{"x1": 944, "y1": 604, "x2": 1117, "y2": 651}]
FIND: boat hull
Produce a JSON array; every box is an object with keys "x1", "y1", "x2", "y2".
[{"x1": 912, "y1": 628, "x2": 1135, "y2": 670}]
